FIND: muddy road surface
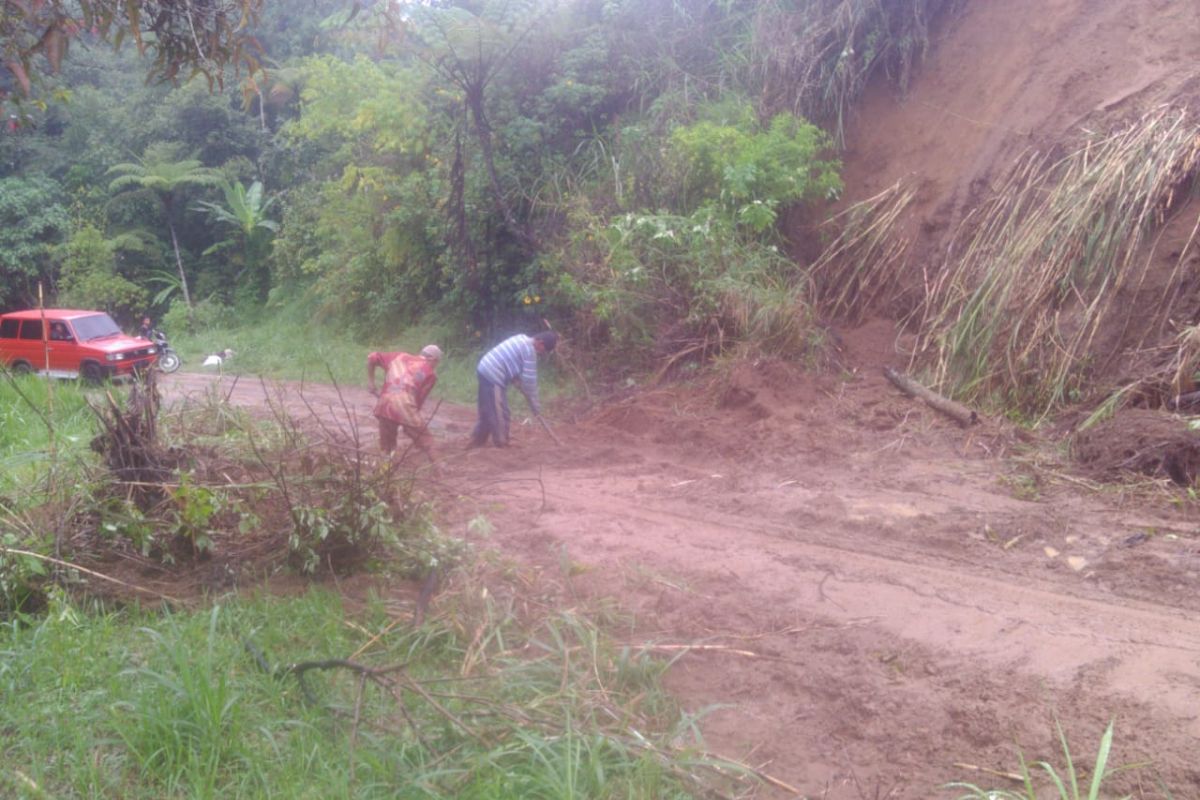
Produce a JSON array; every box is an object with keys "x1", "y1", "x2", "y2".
[{"x1": 161, "y1": 325, "x2": 1200, "y2": 798}]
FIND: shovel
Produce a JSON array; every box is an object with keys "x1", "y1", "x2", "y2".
[{"x1": 535, "y1": 413, "x2": 563, "y2": 446}]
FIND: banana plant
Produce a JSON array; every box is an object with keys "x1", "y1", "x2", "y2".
[{"x1": 193, "y1": 180, "x2": 280, "y2": 304}]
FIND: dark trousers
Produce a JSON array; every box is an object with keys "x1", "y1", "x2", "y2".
[{"x1": 472, "y1": 374, "x2": 510, "y2": 446}]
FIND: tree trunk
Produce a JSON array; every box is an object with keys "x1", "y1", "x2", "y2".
[
  {"x1": 167, "y1": 220, "x2": 194, "y2": 324},
  {"x1": 464, "y1": 88, "x2": 534, "y2": 248},
  {"x1": 449, "y1": 126, "x2": 478, "y2": 285}
]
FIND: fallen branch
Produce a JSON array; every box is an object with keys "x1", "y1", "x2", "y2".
[
  {"x1": 952, "y1": 761, "x2": 1025, "y2": 782},
  {"x1": 883, "y1": 367, "x2": 979, "y2": 427},
  {"x1": 0, "y1": 546, "x2": 183, "y2": 606},
  {"x1": 704, "y1": 751, "x2": 803, "y2": 796},
  {"x1": 636, "y1": 644, "x2": 770, "y2": 658}
]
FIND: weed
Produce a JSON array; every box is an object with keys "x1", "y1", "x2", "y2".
[
  {"x1": 113, "y1": 607, "x2": 245, "y2": 794},
  {"x1": 998, "y1": 472, "x2": 1041, "y2": 502},
  {"x1": 946, "y1": 719, "x2": 1159, "y2": 800}
]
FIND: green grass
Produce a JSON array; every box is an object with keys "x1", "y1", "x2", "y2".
[
  {"x1": 0, "y1": 586, "x2": 717, "y2": 799},
  {"x1": 167, "y1": 298, "x2": 568, "y2": 406},
  {"x1": 0, "y1": 373, "x2": 97, "y2": 500},
  {"x1": 945, "y1": 719, "x2": 1168, "y2": 800}
]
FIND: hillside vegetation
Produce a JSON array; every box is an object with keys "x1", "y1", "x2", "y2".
[
  {"x1": 3, "y1": 0, "x2": 1198, "y2": 415},
  {"x1": 5, "y1": 2, "x2": 1200, "y2": 797},
  {"x1": 1, "y1": 0, "x2": 953, "y2": 369}
]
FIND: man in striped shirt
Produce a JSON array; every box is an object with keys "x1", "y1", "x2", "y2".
[{"x1": 470, "y1": 331, "x2": 557, "y2": 447}]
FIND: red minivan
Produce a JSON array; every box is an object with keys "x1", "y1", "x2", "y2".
[{"x1": 0, "y1": 309, "x2": 158, "y2": 382}]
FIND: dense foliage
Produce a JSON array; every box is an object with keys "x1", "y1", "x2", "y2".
[{"x1": 0, "y1": 0, "x2": 862, "y2": 369}]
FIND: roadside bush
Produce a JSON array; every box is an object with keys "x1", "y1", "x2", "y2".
[
  {"x1": 54, "y1": 224, "x2": 148, "y2": 326},
  {"x1": 668, "y1": 105, "x2": 842, "y2": 227},
  {"x1": 554, "y1": 207, "x2": 821, "y2": 368},
  {"x1": 161, "y1": 296, "x2": 234, "y2": 336},
  {"x1": 0, "y1": 530, "x2": 49, "y2": 615}
]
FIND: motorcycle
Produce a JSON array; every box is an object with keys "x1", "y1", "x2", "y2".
[{"x1": 151, "y1": 330, "x2": 181, "y2": 373}]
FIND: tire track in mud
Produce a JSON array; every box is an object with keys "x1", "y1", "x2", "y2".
[
  {"x1": 460, "y1": 452, "x2": 1200, "y2": 795},
  {"x1": 481, "y1": 469, "x2": 1200, "y2": 727}
]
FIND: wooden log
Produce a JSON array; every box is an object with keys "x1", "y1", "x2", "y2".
[
  {"x1": 883, "y1": 367, "x2": 979, "y2": 427},
  {"x1": 1167, "y1": 389, "x2": 1200, "y2": 411}
]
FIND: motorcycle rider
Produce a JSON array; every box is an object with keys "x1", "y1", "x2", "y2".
[{"x1": 138, "y1": 316, "x2": 153, "y2": 340}]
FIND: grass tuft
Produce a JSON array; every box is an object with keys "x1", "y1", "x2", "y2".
[
  {"x1": 946, "y1": 718, "x2": 1161, "y2": 800},
  {"x1": 1, "y1": 581, "x2": 746, "y2": 798},
  {"x1": 752, "y1": 0, "x2": 958, "y2": 144},
  {"x1": 810, "y1": 178, "x2": 917, "y2": 322}
]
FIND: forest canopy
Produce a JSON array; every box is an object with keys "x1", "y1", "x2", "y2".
[{"x1": 0, "y1": 0, "x2": 944, "y2": 367}]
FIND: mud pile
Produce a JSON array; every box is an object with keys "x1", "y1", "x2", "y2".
[{"x1": 1073, "y1": 408, "x2": 1200, "y2": 485}]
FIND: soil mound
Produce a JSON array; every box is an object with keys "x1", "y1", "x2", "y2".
[{"x1": 1072, "y1": 408, "x2": 1200, "y2": 485}]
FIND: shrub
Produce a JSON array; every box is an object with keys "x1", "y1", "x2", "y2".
[
  {"x1": 554, "y1": 207, "x2": 820, "y2": 368},
  {"x1": 55, "y1": 224, "x2": 148, "y2": 325},
  {"x1": 161, "y1": 296, "x2": 234, "y2": 336},
  {"x1": 668, "y1": 105, "x2": 842, "y2": 227}
]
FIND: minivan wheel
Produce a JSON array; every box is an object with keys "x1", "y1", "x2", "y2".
[
  {"x1": 80, "y1": 361, "x2": 105, "y2": 385},
  {"x1": 11, "y1": 361, "x2": 33, "y2": 375}
]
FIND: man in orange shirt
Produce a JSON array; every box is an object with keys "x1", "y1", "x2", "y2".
[{"x1": 367, "y1": 344, "x2": 442, "y2": 465}]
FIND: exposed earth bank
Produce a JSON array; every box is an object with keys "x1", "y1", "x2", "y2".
[{"x1": 163, "y1": 319, "x2": 1200, "y2": 798}]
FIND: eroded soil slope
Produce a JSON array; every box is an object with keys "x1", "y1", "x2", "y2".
[
  {"x1": 841, "y1": 0, "x2": 1200, "y2": 265},
  {"x1": 166, "y1": 321, "x2": 1200, "y2": 798}
]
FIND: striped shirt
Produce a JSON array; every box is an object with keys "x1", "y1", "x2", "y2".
[{"x1": 477, "y1": 334, "x2": 540, "y2": 414}]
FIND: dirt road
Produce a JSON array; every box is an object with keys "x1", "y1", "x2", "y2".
[{"x1": 161, "y1": 325, "x2": 1200, "y2": 798}]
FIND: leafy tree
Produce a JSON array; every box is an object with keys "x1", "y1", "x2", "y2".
[
  {"x1": 55, "y1": 224, "x2": 147, "y2": 323},
  {"x1": 276, "y1": 55, "x2": 444, "y2": 329},
  {"x1": 408, "y1": 0, "x2": 547, "y2": 249},
  {"x1": 1, "y1": 0, "x2": 264, "y2": 110},
  {"x1": 141, "y1": 80, "x2": 263, "y2": 167},
  {"x1": 0, "y1": 174, "x2": 68, "y2": 307},
  {"x1": 106, "y1": 143, "x2": 223, "y2": 315},
  {"x1": 670, "y1": 106, "x2": 842, "y2": 231},
  {"x1": 193, "y1": 179, "x2": 278, "y2": 305}
]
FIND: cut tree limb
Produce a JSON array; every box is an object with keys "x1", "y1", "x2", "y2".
[{"x1": 883, "y1": 367, "x2": 979, "y2": 427}]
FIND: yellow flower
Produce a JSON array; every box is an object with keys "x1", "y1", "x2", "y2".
[
  {"x1": 533, "y1": 295, "x2": 541, "y2": 304},
  {"x1": 523, "y1": 296, "x2": 532, "y2": 305}
]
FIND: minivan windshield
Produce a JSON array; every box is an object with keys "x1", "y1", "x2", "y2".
[{"x1": 71, "y1": 314, "x2": 123, "y2": 341}]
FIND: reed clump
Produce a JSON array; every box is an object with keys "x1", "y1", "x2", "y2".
[
  {"x1": 753, "y1": 0, "x2": 957, "y2": 144},
  {"x1": 809, "y1": 179, "x2": 916, "y2": 322},
  {"x1": 918, "y1": 106, "x2": 1200, "y2": 416}
]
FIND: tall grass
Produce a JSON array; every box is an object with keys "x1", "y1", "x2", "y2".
[
  {"x1": 810, "y1": 178, "x2": 917, "y2": 322},
  {"x1": 0, "y1": 374, "x2": 94, "y2": 492},
  {"x1": 0, "y1": 587, "x2": 730, "y2": 798},
  {"x1": 919, "y1": 106, "x2": 1200, "y2": 415},
  {"x1": 753, "y1": 0, "x2": 957, "y2": 144}
]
